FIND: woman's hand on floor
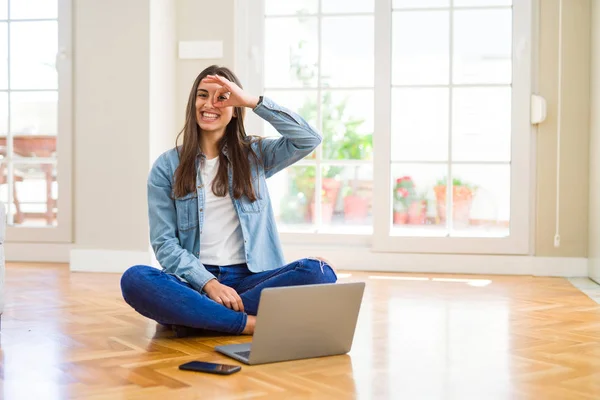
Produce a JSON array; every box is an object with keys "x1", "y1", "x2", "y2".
[{"x1": 203, "y1": 279, "x2": 245, "y2": 312}]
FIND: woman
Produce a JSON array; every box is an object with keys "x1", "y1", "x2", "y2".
[{"x1": 120, "y1": 65, "x2": 337, "y2": 336}]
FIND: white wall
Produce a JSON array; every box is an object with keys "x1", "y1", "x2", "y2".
[
  {"x1": 69, "y1": 0, "x2": 233, "y2": 271},
  {"x1": 150, "y1": 0, "x2": 177, "y2": 165},
  {"x1": 176, "y1": 0, "x2": 235, "y2": 120},
  {"x1": 71, "y1": 0, "x2": 179, "y2": 270},
  {"x1": 589, "y1": 0, "x2": 600, "y2": 283},
  {"x1": 74, "y1": 0, "x2": 151, "y2": 253},
  {"x1": 536, "y1": 0, "x2": 590, "y2": 258}
]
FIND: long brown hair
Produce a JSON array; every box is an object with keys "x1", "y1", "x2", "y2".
[{"x1": 173, "y1": 65, "x2": 261, "y2": 201}]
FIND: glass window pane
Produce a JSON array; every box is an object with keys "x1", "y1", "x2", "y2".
[
  {"x1": 321, "y1": 165, "x2": 373, "y2": 232},
  {"x1": 263, "y1": 90, "x2": 318, "y2": 160},
  {"x1": 393, "y1": 0, "x2": 449, "y2": 9},
  {"x1": 11, "y1": 91, "x2": 57, "y2": 136},
  {"x1": 322, "y1": 0, "x2": 373, "y2": 13},
  {"x1": 391, "y1": 88, "x2": 448, "y2": 162},
  {"x1": 268, "y1": 165, "x2": 316, "y2": 232},
  {"x1": 0, "y1": 163, "x2": 6, "y2": 218},
  {"x1": 10, "y1": 21, "x2": 57, "y2": 89},
  {"x1": 392, "y1": 11, "x2": 449, "y2": 85},
  {"x1": 322, "y1": 90, "x2": 373, "y2": 161},
  {"x1": 263, "y1": 90, "x2": 318, "y2": 137},
  {"x1": 0, "y1": 92, "x2": 7, "y2": 135},
  {"x1": 448, "y1": 165, "x2": 510, "y2": 237},
  {"x1": 10, "y1": 163, "x2": 57, "y2": 226},
  {"x1": 265, "y1": 17, "x2": 318, "y2": 88},
  {"x1": 391, "y1": 163, "x2": 446, "y2": 234},
  {"x1": 265, "y1": 0, "x2": 317, "y2": 16},
  {"x1": 0, "y1": 22, "x2": 7, "y2": 89},
  {"x1": 10, "y1": 135, "x2": 56, "y2": 161},
  {"x1": 10, "y1": 0, "x2": 57, "y2": 19},
  {"x1": 0, "y1": 1, "x2": 6, "y2": 19},
  {"x1": 454, "y1": 0, "x2": 511, "y2": 6},
  {"x1": 321, "y1": 16, "x2": 374, "y2": 87},
  {"x1": 452, "y1": 87, "x2": 511, "y2": 162},
  {"x1": 453, "y1": 9, "x2": 512, "y2": 84}
]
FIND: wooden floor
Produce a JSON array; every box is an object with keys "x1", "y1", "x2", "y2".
[{"x1": 1, "y1": 264, "x2": 600, "y2": 400}]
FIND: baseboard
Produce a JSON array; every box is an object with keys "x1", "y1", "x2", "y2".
[
  {"x1": 5, "y1": 242, "x2": 72, "y2": 262},
  {"x1": 7, "y1": 243, "x2": 587, "y2": 278},
  {"x1": 70, "y1": 249, "x2": 153, "y2": 273},
  {"x1": 589, "y1": 257, "x2": 600, "y2": 284},
  {"x1": 531, "y1": 257, "x2": 588, "y2": 277},
  {"x1": 282, "y1": 245, "x2": 588, "y2": 277}
]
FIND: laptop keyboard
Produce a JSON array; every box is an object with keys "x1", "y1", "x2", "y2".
[{"x1": 235, "y1": 350, "x2": 251, "y2": 359}]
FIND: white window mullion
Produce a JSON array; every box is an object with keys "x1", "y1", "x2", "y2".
[
  {"x1": 314, "y1": 0, "x2": 323, "y2": 230},
  {"x1": 265, "y1": 12, "x2": 375, "y2": 19},
  {"x1": 234, "y1": 0, "x2": 264, "y2": 136},
  {"x1": 372, "y1": 0, "x2": 393, "y2": 252},
  {"x1": 509, "y1": 0, "x2": 533, "y2": 254},
  {"x1": 265, "y1": 86, "x2": 373, "y2": 92},
  {"x1": 5, "y1": 0, "x2": 12, "y2": 225},
  {"x1": 54, "y1": 0, "x2": 73, "y2": 241},
  {"x1": 447, "y1": 1, "x2": 455, "y2": 234},
  {"x1": 391, "y1": 6, "x2": 511, "y2": 12}
]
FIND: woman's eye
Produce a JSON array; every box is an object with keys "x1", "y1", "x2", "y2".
[
  {"x1": 197, "y1": 93, "x2": 207, "y2": 98},
  {"x1": 218, "y1": 95, "x2": 227, "y2": 101}
]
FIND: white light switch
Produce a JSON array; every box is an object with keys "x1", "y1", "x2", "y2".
[{"x1": 178, "y1": 41, "x2": 223, "y2": 59}]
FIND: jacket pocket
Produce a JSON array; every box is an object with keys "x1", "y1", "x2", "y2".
[
  {"x1": 238, "y1": 172, "x2": 266, "y2": 213},
  {"x1": 174, "y1": 191, "x2": 199, "y2": 231}
]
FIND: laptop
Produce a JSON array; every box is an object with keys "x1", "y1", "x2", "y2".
[{"x1": 215, "y1": 281, "x2": 365, "y2": 365}]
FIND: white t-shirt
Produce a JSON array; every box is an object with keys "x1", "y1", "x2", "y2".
[{"x1": 198, "y1": 157, "x2": 246, "y2": 266}]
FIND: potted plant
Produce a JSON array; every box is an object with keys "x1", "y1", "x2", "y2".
[
  {"x1": 433, "y1": 177, "x2": 477, "y2": 225},
  {"x1": 295, "y1": 167, "x2": 341, "y2": 223},
  {"x1": 407, "y1": 192, "x2": 428, "y2": 225},
  {"x1": 309, "y1": 189, "x2": 333, "y2": 223},
  {"x1": 290, "y1": 42, "x2": 374, "y2": 225},
  {"x1": 342, "y1": 185, "x2": 369, "y2": 221},
  {"x1": 393, "y1": 176, "x2": 416, "y2": 225}
]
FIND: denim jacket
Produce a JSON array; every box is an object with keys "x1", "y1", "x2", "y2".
[{"x1": 147, "y1": 97, "x2": 322, "y2": 292}]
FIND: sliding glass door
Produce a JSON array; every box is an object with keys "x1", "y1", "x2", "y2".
[{"x1": 238, "y1": 0, "x2": 532, "y2": 254}]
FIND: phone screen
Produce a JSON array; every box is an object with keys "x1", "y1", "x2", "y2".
[{"x1": 179, "y1": 361, "x2": 241, "y2": 375}]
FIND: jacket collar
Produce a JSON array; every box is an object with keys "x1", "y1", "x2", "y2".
[{"x1": 196, "y1": 143, "x2": 230, "y2": 160}]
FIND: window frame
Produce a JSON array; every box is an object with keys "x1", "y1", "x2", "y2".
[
  {"x1": 235, "y1": 0, "x2": 534, "y2": 255},
  {"x1": 4, "y1": 0, "x2": 72, "y2": 243}
]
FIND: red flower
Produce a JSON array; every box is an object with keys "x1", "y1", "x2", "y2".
[
  {"x1": 396, "y1": 188, "x2": 409, "y2": 197},
  {"x1": 396, "y1": 176, "x2": 412, "y2": 183}
]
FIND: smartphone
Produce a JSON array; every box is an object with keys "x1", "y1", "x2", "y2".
[{"x1": 179, "y1": 361, "x2": 241, "y2": 375}]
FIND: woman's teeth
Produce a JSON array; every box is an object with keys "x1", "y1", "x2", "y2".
[{"x1": 202, "y1": 112, "x2": 219, "y2": 121}]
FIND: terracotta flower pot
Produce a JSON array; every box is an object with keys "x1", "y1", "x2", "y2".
[
  {"x1": 433, "y1": 185, "x2": 474, "y2": 224},
  {"x1": 304, "y1": 177, "x2": 341, "y2": 223},
  {"x1": 343, "y1": 195, "x2": 369, "y2": 221},
  {"x1": 408, "y1": 200, "x2": 427, "y2": 225},
  {"x1": 393, "y1": 211, "x2": 408, "y2": 225},
  {"x1": 309, "y1": 203, "x2": 333, "y2": 223},
  {"x1": 322, "y1": 178, "x2": 341, "y2": 205}
]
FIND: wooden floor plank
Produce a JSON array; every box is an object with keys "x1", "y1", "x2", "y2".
[{"x1": 1, "y1": 263, "x2": 600, "y2": 399}]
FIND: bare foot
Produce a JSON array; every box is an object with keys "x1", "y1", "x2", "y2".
[{"x1": 241, "y1": 315, "x2": 256, "y2": 335}]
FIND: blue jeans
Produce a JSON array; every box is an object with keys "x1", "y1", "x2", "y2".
[{"x1": 120, "y1": 258, "x2": 337, "y2": 335}]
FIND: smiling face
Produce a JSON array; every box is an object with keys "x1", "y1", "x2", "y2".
[{"x1": 195, "y1": 79, "x2": 234, "y2": 136}]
